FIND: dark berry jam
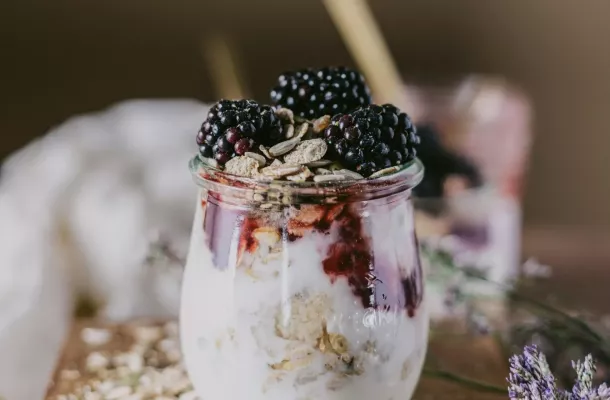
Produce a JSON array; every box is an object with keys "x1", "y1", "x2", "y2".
[
  {"x1": 321, "y1": 205, "x2": 423, "y2": 316},
  {"x1": 201, "y1": 193, "x2": 423, "y2": 317}
]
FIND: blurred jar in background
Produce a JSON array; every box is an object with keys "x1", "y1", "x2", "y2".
[{"x1": 407, "y1": 76, "x2": 533, "y2": 329}]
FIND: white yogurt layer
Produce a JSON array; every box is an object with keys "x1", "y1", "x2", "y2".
[{"x1": 181, "y1": 194, "x2": 428, "y2": 400}]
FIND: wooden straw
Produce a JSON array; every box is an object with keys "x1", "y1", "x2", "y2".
[
  {"x1": 201, "y1": 35, "x2": 250, "y2": 100},
  {"x1": 322, "y1": 0, "x2": 411, "y2": 111}
]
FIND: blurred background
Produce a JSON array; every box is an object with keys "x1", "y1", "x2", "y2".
[
  {"x1": 1, "y1": 1, "x2": 610, "y2": 398},
  {"x1": 2, "y1": 0, "x2": 610, "y2": 237}
]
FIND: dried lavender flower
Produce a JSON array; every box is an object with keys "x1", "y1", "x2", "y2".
[
  {"x1": 572, "y1": 354, "x2": 596, "y2": 399},
  {"x1": 508, "y1": 345, "x2": 559, "y2": 399},
  {"x1": 591, "y1": 383, "x2": 610, "y2": 400},
  {"x1": 507, "y1": 346, "x2": 610, "y2": 400}
]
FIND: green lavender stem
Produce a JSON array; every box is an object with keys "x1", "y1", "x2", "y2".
[{"x1": 423, "y1": 368, "x2": 506, "y2": 394}]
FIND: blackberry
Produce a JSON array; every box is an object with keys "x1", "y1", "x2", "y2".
[
  {"x1": 196, "y1": 99, "x2": 283, "y2": 165},
  {"x1": 412, "y1": 124, "x2": 482, "y2": 199},
  {"x1": 270, "y1": 67, "x2": 372, "y2": 119},
  {"x1": 323, "y1": 104, "x2": 420, "y2": 177}
]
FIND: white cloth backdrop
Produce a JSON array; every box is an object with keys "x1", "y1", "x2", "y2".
[{"x1": 0, "y1": 99, "x2": 209, "y2": 400}]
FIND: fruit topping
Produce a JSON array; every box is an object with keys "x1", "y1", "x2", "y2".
[
  {"x1": 270, "y1": 67, "x2": 372, "y2": 119},
  {"x1": 197, "y1": 99, "x2": 283, "y2": 166},
  {"x1": 324, "y1": 104, "x2": 420, "y2": 177}
]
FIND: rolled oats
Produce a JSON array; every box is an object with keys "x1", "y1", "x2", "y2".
[
  {"x1": 105, "y1": 385, "x2": 132, "y2": 399},
  {"x1": 224, "y1": 156, "x2": 259, "y2": 178},
  {"x1": 86, "y1": 352, "x2": 109, "y2": 372},
  {"x1": 244, "y1": 152, "x2": 267, "y2": 167},
  {"x1": 81, "y1": 328, "x2": 111, "y2": 346}
]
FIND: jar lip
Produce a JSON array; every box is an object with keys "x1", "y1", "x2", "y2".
[{"x1": 189, "y1": 155, "x2": 424, "y2": 199}]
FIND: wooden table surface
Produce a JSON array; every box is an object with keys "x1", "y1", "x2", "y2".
[
  {"x1": 46, "y1": 319, "x2": 508, "y2": 400},
  {"x1": 46, "y1": 229, "x2": 610, "y2": 399}
]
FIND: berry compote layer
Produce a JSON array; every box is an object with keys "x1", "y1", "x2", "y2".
[{"x1": 181, "y1": 183, "x2": 428, "y2": 400}]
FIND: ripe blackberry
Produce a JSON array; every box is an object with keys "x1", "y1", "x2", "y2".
[
  {"x1": 323, "y1": 104, "x2": 420, "y2": 177},
  {"x1": 412, "y1": 124, "x2": 482, "y2": 199},
  {"x1": 270, "y1": 67, "x2": 372, "y2": 119},
  {"x1": 196, "y1": 99, "x2": 283, "y2": 165}
]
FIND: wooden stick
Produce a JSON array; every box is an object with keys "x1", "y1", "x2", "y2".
[
  {"x1": 322, "y1": 0, "x2": 411, "y2": 111},
  {"x1": 201, "y1": 35, "x2": 250, "y2": 100}
]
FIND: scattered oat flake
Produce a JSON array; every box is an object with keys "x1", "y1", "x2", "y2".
[
  {"x1": 224, "y1": 156, "x2": 259, "y2": 177},
  {"x1": 60, "y1": 369, "x2": 81, "y2": 380},
  {"x1": 86, "y1": 352, "x2": 109, "y2": 372},
  {"x1": 283, "y1": 139, "x2": 327, "y2": 165},
  {"x1": 106, "y1": 386, "x2": 132, "y2": 399},
  {"x1": 81, "y1": 328, "x2": 111, "y2": 346}
]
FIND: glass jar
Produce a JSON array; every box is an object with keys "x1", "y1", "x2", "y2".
[{"x1": 181, "y1": 156, "x2": 429, "y2": 400}]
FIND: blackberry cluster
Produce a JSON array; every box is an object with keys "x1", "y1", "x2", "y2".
[
  {"x1": 270, "y1": 67, "x2": 372, "y2": 119},
  {"x1": 413, "y1": 125, "x2": 482, "y2": 198},
  {"x1": 323, "y1": 104, "x2": 420, "y2": 177},
  {"x1": 196, "y1": 99, "x2": 283, "y2": 165}
]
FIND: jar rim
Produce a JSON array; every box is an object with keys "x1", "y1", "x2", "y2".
[{"x1": 189, "y1": 155, "x2": 424, "y2": 203}]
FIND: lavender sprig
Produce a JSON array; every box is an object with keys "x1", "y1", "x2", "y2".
[
  {"x1": 572, "y1": 355, "x2": 596, "y2": 399},
  {"x1": 508, "y1": 345, "x2": 559, "y2": 399},
  {"x1": 507, "y1": 346, "x2": 610, "y2": 400}
]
